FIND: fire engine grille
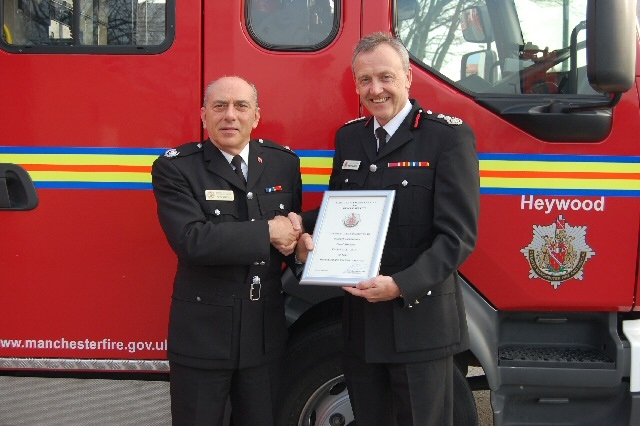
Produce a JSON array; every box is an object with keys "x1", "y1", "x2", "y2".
[
  {"x1": 0, "y1": 376, "x2": 170, "y2": 425},
  {"x1": 498, "y1": 346, "x2": 614, "y2": 369}
]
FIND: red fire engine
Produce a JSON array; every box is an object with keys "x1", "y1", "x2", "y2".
[{"x1": 1, "y1": 1, "x2": 639, "y2": 425}]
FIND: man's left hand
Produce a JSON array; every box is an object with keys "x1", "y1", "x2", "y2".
[{"x1": 343, "y1": 275, "x2": 401, "y2": 303}]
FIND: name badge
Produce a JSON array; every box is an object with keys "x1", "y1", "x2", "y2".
[
  {"x1": 342, "y1": 160, "x2": 361, "y2": 170},
  {"x1": 205, "y1": 190, "x2": 234, "y2": 201}
]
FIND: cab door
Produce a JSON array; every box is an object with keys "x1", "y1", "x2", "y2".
[
  {"x1": 0, "y1": 0, "x2": 202, "y2": 362},
  {"x1": 202, "y1": 0, "x2": 364, "y2": 209},
  {"x1": 386, "y1": 0, "x2": 640, "y2": 311}
]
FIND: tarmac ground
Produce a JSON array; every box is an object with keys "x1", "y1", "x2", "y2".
[{"x1": 469, "y1": 366, "x2": 493, "y2": 426}]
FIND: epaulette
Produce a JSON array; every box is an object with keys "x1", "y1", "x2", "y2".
[
  {"x1": 341, "y1": 116, "x2": 369, "y2": 128},
  {"x1": 161, "y1": 141, "x2": 204, "y2": 159},
  {"x1": 416, "y1": 109, "x2": 464, "y2": 128},
  {"x1": 256, "y1": 138, "x2": 299, "y2": 157}
]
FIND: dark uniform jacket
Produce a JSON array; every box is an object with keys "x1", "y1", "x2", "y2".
[
  {"x1": 152, "y1": 138, "x2": 302, "y2": 369},
  {"x1": 302, "y1": 100, "x2": 479, "y2": 363}
]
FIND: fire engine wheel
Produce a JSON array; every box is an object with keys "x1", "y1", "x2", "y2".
[{"x1": 277, "y1": 317, "x2": 478, "y2": 426}]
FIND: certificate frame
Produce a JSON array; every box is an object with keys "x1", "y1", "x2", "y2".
[{"x1": 300, "y1": 190, "x2": 395, "y2": 286}]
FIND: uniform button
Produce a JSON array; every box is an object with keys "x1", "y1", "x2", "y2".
[
  {"x1": 408, "y1": 304, "x2": 413, "y2": 308},
  {"x1": 196, "y1": 296, "x2": 201, "y2": 302},
  {"x1": 414, "y1": 299, "x2": 420, "y2": 304},
  {"x1": 251, "y1": 218, "x2": 256, "y2": 221},
  {"x1": 253, "y1": 262, "x2": 260, "y2": 265},
  {"x1": 427, "y1": 290, "x2": 432, "y2": 296},
  {"x1": 247, "y1": 192, "x2": 254, "y2": 200},
  {"x1": 344, "y1": 178, "x2": 349, "y2": 183},
  {"x1": 402, "y1": 180, "x2": 408, "y2": 187},
  {"x1": 214, "y1": 209, "x2": 221, "y2": 216},
  {"x1": 369, "y1": 164, "x2": 377, "y2": 172},
  {"x1": 279, "y1": 204, "x2": 284, "y2": 209}
]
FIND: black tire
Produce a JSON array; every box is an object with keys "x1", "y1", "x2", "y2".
[
  {"x1": 453, "y1": 359, "x2": 479, "y2": 426},
  {"x1": 278, "y1": 317, "x2": 478, "y2": 426},
  {"x1": 277, "y1": 318, "x2": 353, "y2": 426}
]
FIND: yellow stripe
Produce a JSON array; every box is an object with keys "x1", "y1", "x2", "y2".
[
  {"x1": 481, "y1": 160, "x2": 639, "y2": 174},
  {"x1": 482, "y1": 177, "x2": 640, "y2": 190},
  {"x1": 300, "y1": 157, "x2": 333, "y2": 168},
  {"x1": 29, "y1": 171, "x2": 152, "y2": 183},
  {"x1": 302, "y1": 174, "x2": 331, "y2": 185},
  {"x1": 30, "y1": 171, "x2": 331, "y2": 185},
  {"x1": 1, "y1": 154, "x2": 157, "y2": 166}
]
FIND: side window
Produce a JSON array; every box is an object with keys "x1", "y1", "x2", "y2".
[
  {"x1": 396, "y1": 0, "x2": 602, "y2": 97},
  {"x1": 2, "y1": 0, "x2": 172, "y2": 52},
  {"x1": 247, "y1": 0, "x2": 338, "y2": 49}
]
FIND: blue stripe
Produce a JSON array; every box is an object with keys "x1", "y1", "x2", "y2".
[
  {"x1": 481, "y1": 187, "x2": 640, "y2": 197},
  {"x1": 302, "y1": 184, "x2": 329, "y2": 192},
  {"x1": 0, "y1": 146, "x2": 167, "y2": 155},
  {"x1": 35, "y1": 182, "x2": 153, "y2": 190},
  {"x1": 478, "y1": 153, "x2": 640, "y2": 163},
  {"x1": 293, "y1": 150, "x2": 334, "y2": 157}
]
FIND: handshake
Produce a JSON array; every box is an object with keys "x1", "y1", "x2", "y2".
[
  {"x1": 268, "y1": 213, "x2": 314, "y2": 261},
  {"x1": 269, "y1": 213, "x2": 401, "y2": 302}
]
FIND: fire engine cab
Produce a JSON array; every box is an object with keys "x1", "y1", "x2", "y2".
[{"x1": 1, "y1": 1, "x2": 639, "y2": 425}]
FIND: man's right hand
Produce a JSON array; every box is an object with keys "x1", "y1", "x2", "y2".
[{"x1": 269, "y1": 215, "x2": 301, "y2": 255}]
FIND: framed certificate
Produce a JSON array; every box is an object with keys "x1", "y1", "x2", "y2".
[{"x1": 300, "y1": 190, "x2": 395, "y2": 286}]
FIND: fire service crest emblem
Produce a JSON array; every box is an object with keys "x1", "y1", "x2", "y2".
[
  {"x1": 520, "y1": 215, "x2": 595, "y2": 289},
  {"x1": 343, "y1": 213, "x2": 361, "y2": 228}
]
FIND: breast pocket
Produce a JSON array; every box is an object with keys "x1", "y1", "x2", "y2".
[
  {"x1": 382, "y1": 168, "x2": 434, "y2": 225},
  {"x1": 257, "y1": 192, "x2": 293, "y2": 219},
  {"x1": 339, "y1": 169, "x2": 367, "y2": 190},
  {"x1": 200, "y1": 199, "x2": 240, "y2": 224}
]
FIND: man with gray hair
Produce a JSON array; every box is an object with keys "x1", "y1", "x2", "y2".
[
  {"x1": 152, "y1": 76, "x2": 302, "y2": 426},
  {"x1": 297, "y1": 32, "x2": 480, "y2": 425}
]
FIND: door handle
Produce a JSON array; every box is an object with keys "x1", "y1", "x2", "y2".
[{"x1": 0, "y1": 164, "x2": 39, "y2": 210}]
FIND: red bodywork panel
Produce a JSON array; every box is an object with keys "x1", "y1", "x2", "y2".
[{"x1": 0, "y1": 0, "x2": 638, "y2": 364}]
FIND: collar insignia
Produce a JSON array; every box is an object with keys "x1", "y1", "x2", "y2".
[{"x1": 164, "y1": 148, "x2": 179, "y2": 158}]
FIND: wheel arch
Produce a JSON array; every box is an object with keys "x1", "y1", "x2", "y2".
[{"x1": 460, "y1": 275, "x2": 501, "y2": 390}]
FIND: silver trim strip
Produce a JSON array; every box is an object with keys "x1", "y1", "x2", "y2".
[{"x1": 0, "y1": 357, "x2": 169, "y2": 371}]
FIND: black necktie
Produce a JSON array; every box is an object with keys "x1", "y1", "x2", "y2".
[
  {"x1": 376, "y1": 127, "x2": 387, "y2": 152},
  {"x1": 231, "y1": 155, "x2": 248, "y2": 220},
  {"x1": 231, "y1": 155, "x2": 246, "y2": 185}
]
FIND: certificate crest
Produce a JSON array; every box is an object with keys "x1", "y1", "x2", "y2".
[{"x1": 343, "y1": 213, "x2": 361, "y2": 228}]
